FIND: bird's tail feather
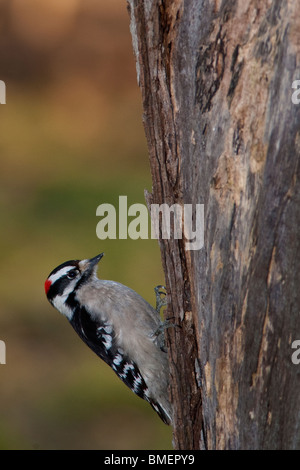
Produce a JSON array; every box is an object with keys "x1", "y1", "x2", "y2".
[{"x1": 150, "y1": 400, "x2": 173, "y2": 426}]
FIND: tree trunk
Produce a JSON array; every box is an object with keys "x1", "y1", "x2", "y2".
[{"x1": 127, "y1": 0, "x2": 300, "y2": 450}]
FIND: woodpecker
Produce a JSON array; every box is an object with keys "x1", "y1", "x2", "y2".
[{"x1": 45, "y1": 253, "x2": 172, "y2": 425}]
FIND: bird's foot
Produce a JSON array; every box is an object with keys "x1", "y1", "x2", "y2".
[{"x1": 154, "y1": 285, "x2": 167, "y2": 313}]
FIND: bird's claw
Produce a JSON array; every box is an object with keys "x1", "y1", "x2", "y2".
[{"x1": 154, "y1": 285, "x2": 167, "y2": 313}]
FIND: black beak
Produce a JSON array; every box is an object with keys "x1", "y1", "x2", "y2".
[
  {"x1": 88, "y1": 253, "x2": 104, "y2": 268},
  {"x1": 79, "y1": 253, "x2": 104, "y2": 279}
]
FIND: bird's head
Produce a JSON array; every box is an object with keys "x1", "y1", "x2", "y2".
[{"x1": 45, "y1": 253, "x2": 104, "y2": 318}]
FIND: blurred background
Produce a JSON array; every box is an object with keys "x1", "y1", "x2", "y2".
[{"x1": 0, "y1": 0, "x2": 172, "y2": 449}]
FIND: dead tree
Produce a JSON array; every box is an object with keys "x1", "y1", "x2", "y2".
[{"x1": 128, "y1": 0, "x2": 300, "y2": 449}]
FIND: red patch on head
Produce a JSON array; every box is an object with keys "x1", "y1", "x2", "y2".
[{"x1": 44, "y1": 279, "x2": 52, "y2": 295}]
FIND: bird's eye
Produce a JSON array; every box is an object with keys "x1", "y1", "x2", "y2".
[{"x1": 67, "y1": 269, "x2": 78, "y2": 279}]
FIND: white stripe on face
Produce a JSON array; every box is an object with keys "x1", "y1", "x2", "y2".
[
  {"x1": 52, "y1": 294, "x2": 74, "y2": 320},
  {"x1": 48, "y1": 266, "x2": 75, "y2": 285}
]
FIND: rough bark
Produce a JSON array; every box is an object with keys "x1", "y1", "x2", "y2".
[{"x1": 128, "y1": 0, "x2": 300, "y2": 450}]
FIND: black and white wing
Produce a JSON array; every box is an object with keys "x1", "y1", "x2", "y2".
[{"x1": 69, "y1": 305, "x2": 170, "y2": 424}]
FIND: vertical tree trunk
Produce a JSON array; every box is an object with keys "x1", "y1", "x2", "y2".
[{"x1": 128, "y1": 0, "x2": 300, "y2": 450}]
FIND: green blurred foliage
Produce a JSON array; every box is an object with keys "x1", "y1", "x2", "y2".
[{"x1": 0, "y1": 0, "x2": 172, "y2": 449}]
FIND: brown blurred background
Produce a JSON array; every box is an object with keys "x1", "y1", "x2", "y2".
[{"x1": 0, "y1": 0, "x2": 172, "y2": 449}]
